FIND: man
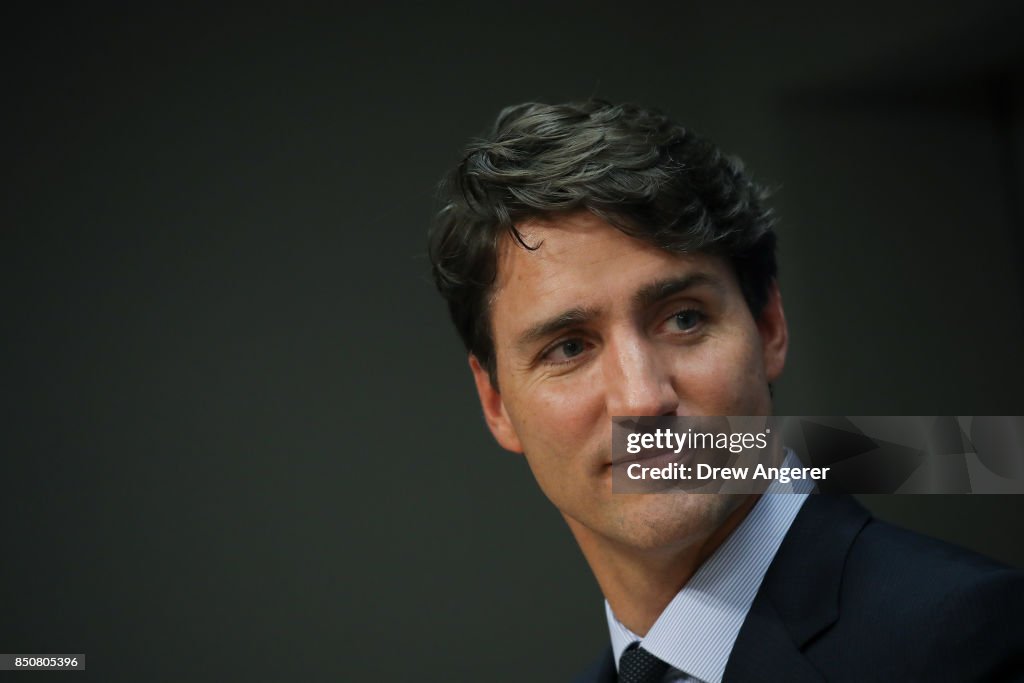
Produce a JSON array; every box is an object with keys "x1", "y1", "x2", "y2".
[{"x1": 428, "y1": 100, "x2": 1024, "y2": 682}]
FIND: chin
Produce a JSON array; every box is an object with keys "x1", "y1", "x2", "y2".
[{"x1": 609, "y1": 492, "x2": 749, "y2": 552}]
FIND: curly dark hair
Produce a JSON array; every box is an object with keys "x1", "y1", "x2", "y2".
[{"x1": 428, "y1": 99, "x2": 777, "y2": 387}]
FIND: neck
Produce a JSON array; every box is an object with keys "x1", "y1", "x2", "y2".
[{"x1": 567, "y1": 494, "x2": 758, "y2": 636}]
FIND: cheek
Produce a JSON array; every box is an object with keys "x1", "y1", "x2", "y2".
[
  {"x1": 672, "y1": 334, "x2": 767, "y2": 412},
  {"x1": 505, "y1": 372, "x2": 608, "y2": 480},
  {"x1": 511, "y1": 366, "x2": 606, "y2": 436}
]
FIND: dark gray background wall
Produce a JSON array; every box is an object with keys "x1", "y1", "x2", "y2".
[{"x1": 3, "y1": 3, "x2": 1022, "y2": 681}]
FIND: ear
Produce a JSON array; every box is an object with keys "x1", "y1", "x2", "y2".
[
  {"x1": 469, "y1": 354, "x2": 524, "y2": 454},
  {"x1": 756, "y1": 280, "x2": 789, "y2": 383}
]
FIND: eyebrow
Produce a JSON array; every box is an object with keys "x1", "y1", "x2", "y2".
[
  {"x1": 514, "y1": 273, "x2": 724, "y2": 352},
  {"x1": 631, "y1": 273, "x2": 724, "y2": 310},
  {"x1": 515, "y1": 305, "x2": 603, "y2": 352}
]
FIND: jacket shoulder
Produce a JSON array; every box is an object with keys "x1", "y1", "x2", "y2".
[{"x1": 816, "y1": 507, "x2": 1024, "y2": 680}]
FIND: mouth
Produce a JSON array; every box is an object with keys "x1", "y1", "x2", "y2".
[
  {"x1": 608, "y1": 446, "x2": 707, "y2": 472},
  {"x1": 608, "y1": 415, "x2": 738, "y2": 472}
]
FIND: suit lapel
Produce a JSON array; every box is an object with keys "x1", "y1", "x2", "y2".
[
  {"x1": 723, "y1": 596, "x2": 826, "y2": 682},
  {"x1": 575, "y1": 496, "x2": 871, "y2": 683},
  {"x1": 723, "y1": 494, "x2": 871, "y2": 682}
]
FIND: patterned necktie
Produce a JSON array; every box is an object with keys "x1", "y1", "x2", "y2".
[{"x1": 618, "y1": 641, "x2": 669, "y2": 683}]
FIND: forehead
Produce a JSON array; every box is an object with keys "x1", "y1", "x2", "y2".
[{"x1": 492, "y1": 211, "x2": 734, "y2": 309}]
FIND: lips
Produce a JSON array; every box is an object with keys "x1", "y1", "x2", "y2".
[
  {"x1": 618, "y1": 447, "x2": 684, "y2": 466},
  {"x1": 610, "y1": 446, "x2": 712, "y2": 475},
  {"x1": 610, "y1": 415, "x2": 739, "y2": 469},
  {"x1": 609, "y1": 441, "x2": 734, "y2": 471}
]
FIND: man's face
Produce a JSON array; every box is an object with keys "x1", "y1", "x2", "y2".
[{"x1": 470, "y1": 211, "x2": 788, "y2": 554}]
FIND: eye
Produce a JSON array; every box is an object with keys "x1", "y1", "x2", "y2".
[
  {"x1": 668, "y1": 308, "x2": 705, "y2": 332},
  {"x1": 543, "y1": 338, "x2": 589, "y2": 364}
]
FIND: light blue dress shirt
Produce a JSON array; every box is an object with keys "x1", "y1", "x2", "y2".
[{"x1": 605, "y1": 452, "x2": 812, "y2": 683}]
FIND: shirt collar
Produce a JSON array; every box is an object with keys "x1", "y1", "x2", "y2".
[{"x1": 605, "y1": 451, "x2": 812, "y2": 683}]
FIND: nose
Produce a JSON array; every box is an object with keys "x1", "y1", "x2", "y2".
[{"x1": 603, "y1": 333, "x2": 680, "y2": 417}]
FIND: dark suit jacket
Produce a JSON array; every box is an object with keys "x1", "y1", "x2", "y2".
[{"x1": 574, "y1": 494, "x2": 1024, "y2": 682}]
